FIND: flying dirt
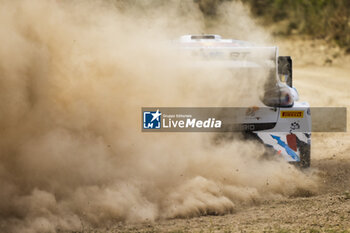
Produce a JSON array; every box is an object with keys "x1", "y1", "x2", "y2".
[
  {"x1": 0, "y1": 1, "x2": 321, "y2": 233},
  {"x1": 113, "y1": 40, "x2": 350, "y2": 233}
]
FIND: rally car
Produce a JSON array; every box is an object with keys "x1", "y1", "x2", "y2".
[{"x1": 178, "y1": 35, "x2": 311, "y2": 168}]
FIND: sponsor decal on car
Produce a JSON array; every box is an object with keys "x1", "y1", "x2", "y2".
[
  {"x1": 271, "y1": 135, "x2": 300, "y2": 161},
  {"x1": 280, "y1": 110, "x2": 304, "y2": 118}
]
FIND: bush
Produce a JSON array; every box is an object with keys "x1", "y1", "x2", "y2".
[
  {"x1": 195, "y1": 0, "x2": 350, "y2": 51},
  {"x1": 241, "y1": 0, "x2": 350, "y2": 51}
]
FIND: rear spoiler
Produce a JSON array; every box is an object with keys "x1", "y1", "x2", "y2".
[
  {"x1": 181, "y1": 46, "x2": 278, "y2": 68},
  {"x1": 182, "y1": 45, "x2": 294, "y2": 87}
]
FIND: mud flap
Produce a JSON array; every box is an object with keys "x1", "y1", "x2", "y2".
[{"x1": 296, "y1": 134, "x2": 311, "y2": 168}]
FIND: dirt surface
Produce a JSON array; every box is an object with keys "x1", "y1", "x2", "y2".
[
  {"x1": 88, "y1": 43, "x2": 350, "y2": 233},
  {"x1": 85, "y1": 160, "x2": 350, "y2": 233},
  {"x1": 2, "y1": 2, "x2": 350, "y2": 232}
]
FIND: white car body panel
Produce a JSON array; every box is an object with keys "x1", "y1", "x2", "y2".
[{"x1": 178, "y1": 34, "x2": 312, "y2": 165}]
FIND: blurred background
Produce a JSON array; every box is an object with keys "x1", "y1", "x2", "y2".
[{"x1": 197, "y1": 0, "x2": 350, "y2": 52}]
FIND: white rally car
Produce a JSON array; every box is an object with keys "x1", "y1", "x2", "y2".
[{"x1": 178, "y1": 35, "x2": 311, "y2": 168}]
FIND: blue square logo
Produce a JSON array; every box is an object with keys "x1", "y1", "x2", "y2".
[{"x1": 143, "y1": 110, "x2": 161, "y2": 129}]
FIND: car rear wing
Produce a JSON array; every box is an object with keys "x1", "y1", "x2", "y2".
[
  {"x1": 181, "y1": 45, "x2": 293, "y2": 87},
  {"x1": 181, "y1": 46, "x2": 278, "y2": 69}
]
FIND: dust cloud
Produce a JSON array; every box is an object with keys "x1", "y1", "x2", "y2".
[{"x1": 0, "y1": 0, "x2": 318, "y2": 232}]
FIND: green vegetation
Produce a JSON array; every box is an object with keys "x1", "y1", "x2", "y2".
[
  {"x1": 244, "y1": 0, "x2": 350, "y2": 51},
  {"x1": 114, "y1": 0, "x2": 350, "y2": 51},
  {"x1": 197, "y1": 0, "x2": 350, "y2": 51}
]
